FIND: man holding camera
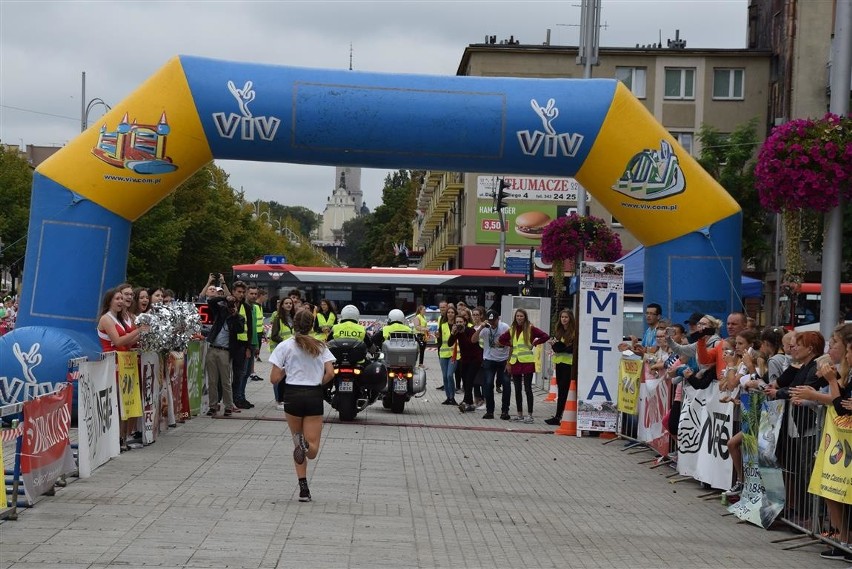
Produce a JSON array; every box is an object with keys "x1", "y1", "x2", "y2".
[
  {"x1": 204, "y1": 280, "x2": 243, "y2": 417},
  {"x1": 472, "y1": 310, "x2": 509, "y2": 420}
]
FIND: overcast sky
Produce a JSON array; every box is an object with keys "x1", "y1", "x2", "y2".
[{"x1": 0, "y1": 0, "x2": 748, "y2": 216}]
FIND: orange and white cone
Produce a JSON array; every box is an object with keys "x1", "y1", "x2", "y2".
[
  {"x1": 543, "y1": 375, "x2": 558, "y2": 402},
  {"x1": 555, "y1": 379, "x2": 578, "y2": 436}
]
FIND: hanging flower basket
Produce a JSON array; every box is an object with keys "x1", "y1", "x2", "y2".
[
  {"x1": 755, "y1": 113, "x2": 852, "y2": 213},
  {"x1": 755, "y1": 113, "x2": 852, "y2": 282},
  {"x1": 540, "y1": 213, "x2": 622, "y2": 299}
]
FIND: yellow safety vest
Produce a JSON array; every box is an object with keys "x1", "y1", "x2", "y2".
[
  {"x1": 415, "y1": 313, "x2": 428, "y2": 333},
  {"x1": 253, "y1": 304, "x2": 264, "y2": 333},
  {"x1": 382, "y1": 322, "x2": 412, "y2": 339},
  {"x1": 509, "y1": 332, "x2": 534, "y2": 365},
  {"x1": 439, "y1": 322, "x2": 453, "y2": 359},
  {"x1": 552, "y1": 351, "x2": 574, "y2": 365},
  {"x1": 332, "y1": 321, "x2": 367, "y2": 341},
  {"x1": 312, "y1": 312, "x2": 336, "y2": 340},
  {"x1": 236, "y1": 303, "x2": 249, "y2": 342},
  {"x1": 268, "y1": 313, "x2": 292, "y2": 350}
]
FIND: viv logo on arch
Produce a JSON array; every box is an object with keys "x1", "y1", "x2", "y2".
[
  {"x1": 212, "y1": 80, "x2": 281, "y2": 141},
  {"x1": 516, "y1": 98, "x2": 584, "y2": 158}
]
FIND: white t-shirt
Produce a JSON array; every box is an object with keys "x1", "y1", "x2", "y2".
[
  {"x1": 269, "y1": 337, "x2": 335, "y2": 386},
  {"x1": 480, "y1": 321, "x2": 510, "y2": 361}
]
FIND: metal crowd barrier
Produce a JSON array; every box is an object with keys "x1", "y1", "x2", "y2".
[{"x1": 609, "y1": 379, "x2": 852, "y2": 560}]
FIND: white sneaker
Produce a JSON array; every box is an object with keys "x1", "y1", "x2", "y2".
[
  {"x1": 523, "y1": 415, "x2": 534, "y2": 424},
  {"x1": 276, "y1": 403, "x2": 286, "y2": 411},
  {"x1": 511, "y1": 415, "x2": 524, "y2": 422},
  {"x1": 475, "y1": 404, "x2": 486, "y2": 411}
]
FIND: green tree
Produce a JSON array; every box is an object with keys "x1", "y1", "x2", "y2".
[
  {"x1": 265, "y1": 202, "x2": 321, "y2": 237},
  {"x1": 127, "y1": 193, "x2": 186, "y2": 289},
  {"x1": 361, "y1": 170, "x2": 419, "y2": 266},
  {"x1": 0, "y1": 147, "x2": 33, "y2": 291},
  {"x1": 697, "y1": 119, "x2": 772, "y2": 269},
  {"x1": 340, "y1": 213, "x2": 372, "y2": 267}
]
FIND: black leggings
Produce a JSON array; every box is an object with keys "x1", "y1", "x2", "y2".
[
  {"x1": 512, "y1": 373, "x2": 534, "y2": 414},
  {"x1": 554, "y1": 362, "x2": 572, "y2": 418}
]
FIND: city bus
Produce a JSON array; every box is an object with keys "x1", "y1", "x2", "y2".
[
  {"x1": 780, "y1": 282, "x2": 852, "y2": 329},
  {"x1": 230, "y1": 263, "x2": 548, "y2": 332}
]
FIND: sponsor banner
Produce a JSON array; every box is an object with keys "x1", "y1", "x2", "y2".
[
  {"x1": 21, "y1": 385, "x2": 76, "y2": 502},
  {"x1": 637, "y1": 377, "x2": 670, "y2": 457},
  {"x1": 77, "y1": 357, "x2": 120, "y2": 477},
  {"x1": 729, "y1": 393, "x2": 785, "y2": 528},
  {"x1": 140, "y1": 352, "x2": 160, "y2": 444},
  {"x1": 180, "y1": 361, "x2": 191, "y2": 422},
  {"x1": 677, "y1": 383, "x2": 708, "y2": 478},
  {"x1": 808, "y1": 405, "x2": 852, "y2": 504},
  {"x1": 166, "y1": 352, "x2": 185, "y2": 425},
  {"x1": 577, "y1": 262, "x2": 623, "y2": 433},
  {"x1": 616, "y1": 357, "x2": 641, "y2": 415},
  {"x1": 116, "y1": 352, "x2": 143, "y2": 420},
  {"x1": 757, "y1": 398, "x2": 786, "y2": 523},
  {"x1": 186, "y1": 341, "x2": 204, "y2": 416},
  {"x1": 694, "y1": 383, "x2": 734, "y2": 490}
]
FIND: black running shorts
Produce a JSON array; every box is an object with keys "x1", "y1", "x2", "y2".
[{"x1": 283, "y1": 384, "x2": 325, "y2": 417}]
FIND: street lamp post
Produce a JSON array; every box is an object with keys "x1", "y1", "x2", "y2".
[{"x1": 80, "y1": 71, "x2": 111, "y2": 132}]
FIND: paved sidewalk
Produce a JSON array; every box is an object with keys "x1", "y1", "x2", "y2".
[{"x1": 0, "y1": 352, "x2": 828, "y2": 568}]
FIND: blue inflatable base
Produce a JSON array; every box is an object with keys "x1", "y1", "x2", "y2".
[{"x1": 0, "y1": 326, "x2": 100, "y2": 408}]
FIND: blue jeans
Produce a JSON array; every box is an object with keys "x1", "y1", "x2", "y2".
[
  {"x1": 439, "y1": 357, "x2": 456, "y2": 401},
  {"x1": 482, "y1": 359, "x2": 506, "y2": 414}
]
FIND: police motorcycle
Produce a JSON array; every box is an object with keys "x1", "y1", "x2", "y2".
[
  {"x1": 374, "y1": 309, "x2": 427, "y2": 414},
  {"x1": 324, "y1": 305, "x2": 387, "y2": 421}
]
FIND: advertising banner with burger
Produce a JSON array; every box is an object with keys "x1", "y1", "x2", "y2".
[{"x1": 475, "y1": 175, "x2": 580, "y2": 246}]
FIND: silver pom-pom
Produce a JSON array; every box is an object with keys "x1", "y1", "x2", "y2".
[{"x1": 136, "y1": 302, "x2": 202, "y2": 353}]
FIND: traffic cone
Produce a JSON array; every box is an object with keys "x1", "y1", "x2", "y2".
[
  {"x1": 543, "y1": 375, "x2": 558, "y2": 402},
  {"x1": 555, "y1": 379, "x2": 577, "y2": 436}
]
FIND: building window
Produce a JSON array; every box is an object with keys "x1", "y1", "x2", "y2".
[
  {"x1": 615, "y1": 67, "x2": 647, "y2": 98},
  {"x1": 713, "y1": 68, "x2": 744, "y2": 99},
  {"x1": 670, "y1": 132, "x2": 694, "y2": 155},
  {"x1": 664, "y1": 68, "x2": 695, "y2": 99}
]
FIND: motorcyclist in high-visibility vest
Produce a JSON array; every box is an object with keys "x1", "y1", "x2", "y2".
[
  {"x1": 382, "y1": 309, "x2": 413, "y2": 339},
  {"x1": 373, "y1": 309, "x2": 412, "y2": 350},
  {"x1": 330, "y1": 305, "x2": 371, "y2": 362},
  {"x1": 331, "y1": 305, "x2": 370, "y2": 345}
]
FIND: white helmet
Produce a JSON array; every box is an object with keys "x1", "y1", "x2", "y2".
[
  {"x1": 341, "y1": 304, "x2": 360, "y2": 321},
  {"x1": 388, "y1": 309, "x2": 405, "y2": 324}
]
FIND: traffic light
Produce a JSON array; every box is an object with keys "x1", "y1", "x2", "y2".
[{"x1": 494, "y1": 178, "x2": 509, "y2": 212}]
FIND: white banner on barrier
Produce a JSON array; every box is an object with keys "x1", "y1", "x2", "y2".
[
  {"x1": 77, "y1": 356, "x2": 120, "y2": 478},
  {"x1": 637, "y1": 377, "x2": 670, "y2": 457},
  {"x1": 694, "y1": 382, "x2": 734, "y2": 490},
  {"x1": 577, "y1": 262, "x2": 623, "y2": 432},
  {"x1": 676, "y1": 383, "x2": 707, "y2": 477}
]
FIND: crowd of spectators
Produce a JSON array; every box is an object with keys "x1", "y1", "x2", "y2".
[{"x1": 621, "y1": 305, "x2": 852, "y2": 563}]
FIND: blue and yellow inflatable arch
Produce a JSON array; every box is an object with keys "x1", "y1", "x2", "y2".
[{"x1": 0, "y1": 56, "x2": 741, "y2": 400}]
